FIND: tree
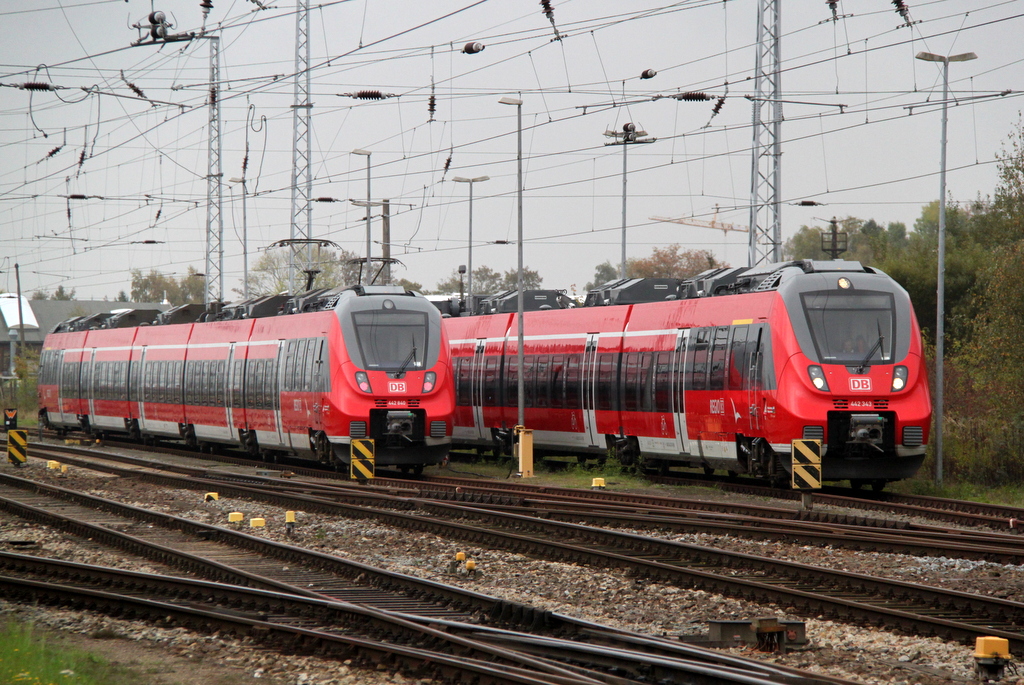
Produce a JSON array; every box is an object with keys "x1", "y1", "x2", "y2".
[
  {"x1": 584, "y1": 260, "x2": 620, "y2": 291},
  {"x1": 393, "y1": 278, "x2": 426, "y2": 293},
  {"x1": 116, "y1": 290, "x2": 129, "y2": 302},
  {"x1": 435, "y1": 265, "x2": 541, "y2": 295},
  {"x1": 51, "y1": 285, "x2": 76, "y2": 300},
  {"x1": 243, "y1": 247, "x2": 362, "y2": 298},
  {"x1": 130, "y1": 269, "x2": 180, "y2": 304},
  {"x1": 30, "y1": 290, "x2": 47, "y2": 300},
  {"x1": 627, "y1": 245, "x2": 723, "y2": 279}
]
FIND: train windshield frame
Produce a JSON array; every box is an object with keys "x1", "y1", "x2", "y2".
[
  {"x1": 350, "y1": 309, "x2": 432, "y2": 372},
  {"x1": 800, "y1": 290, "x2": 896, "y2": 366}
]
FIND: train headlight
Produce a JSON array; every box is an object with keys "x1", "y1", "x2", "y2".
[
  {"x1": 807, "y1": 365, "x2": 829, "y2": 391},
  {"x1": 891, "y1": 365, "x2": 907, "y2": 392},
  {"x1": 422, "y1": 371, "x2": 436, "y2": 393},
  {"x1": 354, "y1": 371, "x2": 373, "y2": 393}
]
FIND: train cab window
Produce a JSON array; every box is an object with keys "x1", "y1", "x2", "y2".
[
  {"x1": 550, "y1": 356, "x2": 564, "y2": 409},
  {"x1": 564, "y1": 355, "x2": 581, "y2": 409},
  {"x1": 686, "y1": 328, "x2": 711, "y2": 391},
  {"x1": 728, "y1": 326, "x2": 749, "y2": 390},
  {"x1": 351, "y1": 310, "x2": 429, "y2": 372},
  {"x1": 801, "y1": 290, "x2": 895, "y2": 365}
]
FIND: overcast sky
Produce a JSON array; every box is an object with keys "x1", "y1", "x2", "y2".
[{"x1": 1, "y1": 0, "x2": 1021, "y2": 302}]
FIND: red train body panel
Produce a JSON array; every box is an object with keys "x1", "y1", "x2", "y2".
[
  {"x1": 445, "y1": 261, "x2": 931, "y2": 486},
  {"x1": 38, "y1": 286, "x2": 454, "y2": 470}
]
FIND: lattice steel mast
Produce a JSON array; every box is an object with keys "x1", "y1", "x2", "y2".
[
  {"x1": 747, "y1": 0, "x2": 782, "y2": 267},
  {"x1": 204, "y1": 35, "x2": 224, "y2": 304},
  {"x1": 289, "y1": 0, "x2": 313, "y2": 293}
]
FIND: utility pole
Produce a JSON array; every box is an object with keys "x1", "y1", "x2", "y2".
[
  {"x1": 382, "y1": 200, "x2": 391, "y2": 284},
  {"x1": 748, "y1": 0, "x2": 782, "y2": 267},
  {"x1": 289, "y1": 0, "x2": 313, "y2": 293}
]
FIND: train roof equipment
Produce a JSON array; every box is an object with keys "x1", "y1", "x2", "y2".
[
  {"x1": 583, "y1": 278, "x2": 683, "y2": 306},
  {"x1": 477, "y1": 289, "x2": 574, "y2": 314}
]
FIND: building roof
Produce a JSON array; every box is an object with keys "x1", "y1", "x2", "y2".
[{"x1": 0, "y1": 299, "x2": 170, "y2": 345}]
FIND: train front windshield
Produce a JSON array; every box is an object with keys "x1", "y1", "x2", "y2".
[
  {"x1": 801, "y1": 291, "x2": 895, "y2": 365},
  {"x1": 351, "y1": 310, "x2": 430, "y2": 371}
]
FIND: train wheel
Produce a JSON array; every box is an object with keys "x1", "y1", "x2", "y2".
[
  {"x1": 412, "y1": 464, "x2": 424, "y2": 476},
  {"x1": 850, "y1": 479, "x2": 865, "y2": 490},
  {"x1": 871, "y1": 479, "x2": 887, "y2": 492},
  {"x1": 726, "y1": 470, "x2": 739, "y2": 478},
  {"x1": 703, "y1": 467, "x2": 715, "y2": 476},
  {"x1": 313, "y1": 432, "x2": 332, "y2": 465}
]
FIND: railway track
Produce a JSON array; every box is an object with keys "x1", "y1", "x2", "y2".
[
  {"x1": 28, "y1": 442, "x2": 1024, "y2": 563},
  {"x1": 0, "y1": 468, "x2": 856, "y2": 685},
  {"x1": 10, "y1": 444, "x2": 1024, "y2": 652}
]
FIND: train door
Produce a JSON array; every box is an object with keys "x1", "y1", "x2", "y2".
[
  {"x1": 669, "y1": 329, "x2": 691, "y2": 455},
  {"x1": 470, "y1": 340, "x2": 487, "y2": 440},
  {"x1": 309, "y1": 337, "x2": 326, "y2": 433},
  {"x1": 84, "y1": 348, "x2": 97, "y2": 424},
  {"x1": 746, "y1": 325, "x2": 765, "y2": 433},
  {"x1": 581, "y1": 333, "x2": 602, "y2": 448},
  {"x1": 136, "y1": 347, "x2": 150, "y2": 432},
  {"x1": 226, "y1": 343, "x2": 241, "y2": 433}
]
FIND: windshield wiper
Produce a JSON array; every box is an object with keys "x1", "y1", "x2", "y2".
[
  {"x1": 855, "y1": 324, "x2": 885, "y2": 374},
  {"x1": 395, "y1": 345, "x2": 417, "y2": 378}
]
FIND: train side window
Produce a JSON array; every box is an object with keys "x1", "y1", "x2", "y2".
[
  {"x1": 686, "y1": 328, "x2": 711, "y2": 391},
  {"x1": 455, "y1": 358, "x2": 471, "y2": 406},
  {"x1": 505, "y1": 356, "x2": 518, "y2": 408},
  {"x1": 550, "y1": 355, "x2": 564, "y2": 409},
  {"x1": 564, "y1": 355, "x2": 580, "y2": 409},
  {"x1": 596, "y1": 354, "x2": 615, "y2": 411},
  {"x1": 639, "y1": 352, "x2": 655, "y2": 412},
  {"x1": 622, "y1": 353, "x2": 639, "y2": 412},
  {"x1": 709, "y1": 327, "x2": 729, "y2": 391},
  {"x1": 483, "y1": 357, "x2": 498, "y2": 406},
  {"x1": 728, "y1": 326, "x2": 749, "y2": 390},
  {"x1": 653, "y1": 352, "x2": 671, "y2": 413},
  {"x1": 535, "y1": 355, "x2": 549, "y2": 408},
  {"x1": 522, "y1": 355, "x2": 535, "y2": 408}
]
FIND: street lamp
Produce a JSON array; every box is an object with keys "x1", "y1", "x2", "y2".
[
  {"x1": 499, "y1": 95, "x2": 529, "y2": 475},
  {"x1": 352, "y1": 149, "x2": 372, "y2": 267},
  {"x1": 915, "y1": 49, "x2": 977, "y2": 487},
  {"x1": 604, "y1": 123, "x2": 656, "y2": 279},
  {"x1": 452, "y1": 175, "x2": 490, "y2": 313}
]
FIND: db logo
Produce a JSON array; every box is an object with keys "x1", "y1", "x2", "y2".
[
  {"x1": 388, "y1": 381, "x2": 406, "y2": 393},
  {"x1": 849, "y1": 377, "x2": 872, "y2": 392}
]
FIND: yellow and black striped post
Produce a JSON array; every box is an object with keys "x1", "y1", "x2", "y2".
[
  {"x1": 7, "y1": 429, "x2": 28, "y2": 466},
  {"x1": 350, "y1": 438, "x2": 375, "y2": 481},
  {"x1": 791, "y1": 439, "x2": 822, "y2": 493}
]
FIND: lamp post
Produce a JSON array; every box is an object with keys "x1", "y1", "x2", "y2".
[
  {"x1": 452, "y1": 175, "x2": 489, "y2": 313},
  {"x1": 498, "y1": 95, "x2": 526, "y2": 448},
  {"x1": 604, "y1": 124, "x2": 656, "y2": 279},
  {"x1": 352, "y1": 149, "x2": 372, "y2": 268},
  {"x1": 915, "y1": 49, "x2": 977, "y2": 487}
]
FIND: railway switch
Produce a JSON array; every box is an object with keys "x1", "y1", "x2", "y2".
[
  {"x1": 286, "y1": 510, "x2": 297, "y2": 536},
  {"x1": 974, "y1": 637, "x2": 1012, "y2": 681}
]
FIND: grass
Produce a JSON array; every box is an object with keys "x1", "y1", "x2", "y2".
[
  {"x1": 0, "y1": 617, "x2": 137, "y2": 685},
  {"x1": 439, "y1": 451, "x2": 1024, "y2": 508}
]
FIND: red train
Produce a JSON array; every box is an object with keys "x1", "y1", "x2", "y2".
[
  {"x1": 37, "y1": 285, "x2": 454, "y2": 472},
  {"x1": 444, "y1": 260, "x2": 931, "y2": 488}
]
